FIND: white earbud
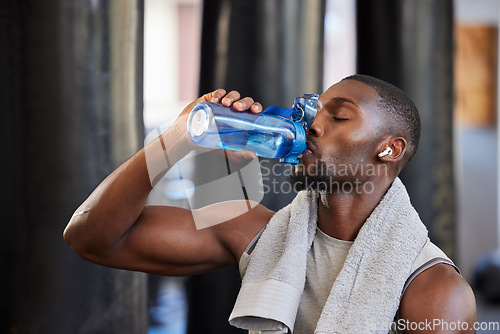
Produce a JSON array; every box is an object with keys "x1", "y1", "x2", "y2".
[{"x1": 378, "y1": 147, "x2": 393, "y2": 158}]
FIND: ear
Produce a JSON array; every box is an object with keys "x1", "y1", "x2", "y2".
[{"x1": 376, "y1": 137, "x2": 407, "y2": 162}]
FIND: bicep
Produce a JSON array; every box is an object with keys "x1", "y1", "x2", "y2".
[{"x1": 88, "y1": 205, "x2": 235, "y2": 276}]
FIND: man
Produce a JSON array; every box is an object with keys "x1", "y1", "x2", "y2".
[{"x1": 64, "y1": 75, "x2": 476, "y2": 333}]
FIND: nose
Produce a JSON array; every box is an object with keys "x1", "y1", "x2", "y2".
[{"x1": 308, "y1": 116, "x2": 324, "y2": 137}]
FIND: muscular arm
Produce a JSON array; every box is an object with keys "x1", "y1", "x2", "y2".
[
  {"x1": 399, "y1": 264, "x2": 477, "y2": 334},
  {"x1": 63, "y1": 89, "x2": 271, "y2": 276}
]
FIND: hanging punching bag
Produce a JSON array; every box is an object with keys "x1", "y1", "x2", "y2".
[
  {"x1": 356, "y1": 0, "x2": 456, "y2": 259},
  {"x1": 1, "y1": 1, "x2": 147, "y2": 333}
]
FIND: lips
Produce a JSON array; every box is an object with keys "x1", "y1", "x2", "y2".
[
  {"x1": 300, "y1": 139, "x2": 315, "y2": 158},
  {"x1": 302, "y1": 148, "x2": 313, "y2": 156},
  {"x1": 306, "y1": 138, "x2": 317, "y2": 153}
]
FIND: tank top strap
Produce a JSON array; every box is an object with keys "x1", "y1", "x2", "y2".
[
  {"x1": 401, "y1": 256, "x2": 459, "y2": 296},
  {"x1": 245, "y1": 225, "x2": 267, "y2": 255},
  {"x1": 239, "y1": 225, "x2": 268, "y2": 277}
]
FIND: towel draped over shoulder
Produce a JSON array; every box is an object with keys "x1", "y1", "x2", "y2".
[{"x1": 229, "y1": 178, "x2": 429, "y2": 334}]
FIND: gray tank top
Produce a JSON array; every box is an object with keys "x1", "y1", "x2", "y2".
[{"x1": 239, "y1": 227, "x2": 459, "y2": 334}]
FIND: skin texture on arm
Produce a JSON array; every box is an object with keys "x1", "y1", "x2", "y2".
[
  {"x1": 399, "y1": 263, "x2": 477, "y2": 334},
  {"x1": 63, "y1": 89, "x2": 272, "y2": 276},
  {"x1": 88, "y1": 202, "x2": 273, "y2": 276}
]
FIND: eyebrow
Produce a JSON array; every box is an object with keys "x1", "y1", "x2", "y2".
[{"x1": 328, "y1": 97, "x2": 359, "y2": 108}]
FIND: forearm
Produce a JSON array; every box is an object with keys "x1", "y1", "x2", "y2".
[{"x1": 63, "y1": 121, "x2": 193, "y2": 256}]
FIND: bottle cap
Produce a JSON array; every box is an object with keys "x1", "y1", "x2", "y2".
[{"x1": 291, "y1": 94, "x2": 319, "y2": 131}]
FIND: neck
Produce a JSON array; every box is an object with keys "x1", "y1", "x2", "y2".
[{"x1": 317, "y1": 177, "x2": 394, "y2": 241}]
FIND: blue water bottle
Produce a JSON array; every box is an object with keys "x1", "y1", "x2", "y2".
[{"x1": 187, "y1": 94, "x2": 318, "y2": 164}]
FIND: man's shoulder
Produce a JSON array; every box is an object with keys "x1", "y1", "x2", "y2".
[{"x1": 399, "y1": 263, "x2": 477, "y2": 332}]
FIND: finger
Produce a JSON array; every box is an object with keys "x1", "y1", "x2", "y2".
[
  {"x1": 250, "y1": 102, "x2": 263, "y2": 113},
  {"x1": 210, "y1": 89, "x2": 226, "y2": 103},
  {"x1": 233, "y1": 97, "x2": 255, "y2": 111},
  {"x1": 221, "y1": 90, "x2": 241, "y2": 106},
  {"x1": 212, "y1": 148, "x2": 256, "y2": 162},
  {"x1": 225, "y1": 150, "x2": 256, "y2": 162}
]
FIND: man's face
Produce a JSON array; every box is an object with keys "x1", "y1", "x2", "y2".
[{"x1": 290, "y1": 79, "x2": 386, "y2": 192}]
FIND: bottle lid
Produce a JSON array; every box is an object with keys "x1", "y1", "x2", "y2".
[{"x1": 291, "y1": 94, "x2": 319, "y2": 131}]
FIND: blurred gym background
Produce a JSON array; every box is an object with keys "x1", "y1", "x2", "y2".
[{"x1": 1, "y1": 0, "x2": 499, "y2": 333}]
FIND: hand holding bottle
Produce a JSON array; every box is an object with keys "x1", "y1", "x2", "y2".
[{"x1": 175, "y1": 89, "x2": 264, "y2": 162}]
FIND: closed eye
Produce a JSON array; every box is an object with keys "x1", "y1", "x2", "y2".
[{"x1": 333, "y1": 116, "x2": 349, "y2": 121}]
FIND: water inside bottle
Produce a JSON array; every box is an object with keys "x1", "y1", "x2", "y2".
[{"x1": 200, "y1": 117, "x2": 294, "y2": 158}]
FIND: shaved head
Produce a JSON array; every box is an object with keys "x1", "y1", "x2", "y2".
[{"x1": 342, "y1": 74, "x2": 421, "y2": 164}]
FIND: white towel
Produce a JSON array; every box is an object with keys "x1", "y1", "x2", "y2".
[{"x1": 229, "y1": 177, "x2": 428, "y2": 333}]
